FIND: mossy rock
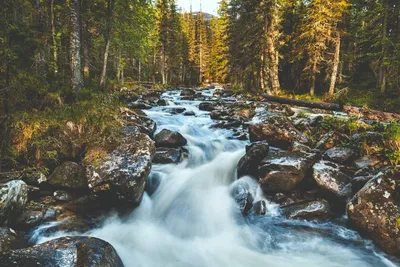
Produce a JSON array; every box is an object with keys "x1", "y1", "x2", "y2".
[{"x1": 47, "y1": 162, "x2": 87, "y2": 190}]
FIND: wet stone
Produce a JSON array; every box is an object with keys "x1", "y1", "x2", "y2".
[
  {"x1": 153, "y1": 148, "x2": 182, "y2": 164},
  {"x1": 154, "y1": 129, "x2": 188, "y2": 148},
  {"x1": 282, "y1": 200, "x2": 332, "y2": 221},
  {"x1": 251, "y1": 200, "x2": 267, "y2": 215},
  {"x1": 0, "y1": 236, "x2": 124, "y2": 267}
]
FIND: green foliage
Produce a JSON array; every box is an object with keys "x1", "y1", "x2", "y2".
[
  {"x1": 383, "y1": 122, "x2": 400, "y2": 165},
  {"x1": 319, "y1": 116, "x2": 371, "y2": 134},
  {"x1": 8, "y1": 92, "x2": 123, "y2": 170}
]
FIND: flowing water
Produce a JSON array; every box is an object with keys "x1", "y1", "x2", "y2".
[{"x1": 34, "y1": 90, "x2": 399, "y2": 267}]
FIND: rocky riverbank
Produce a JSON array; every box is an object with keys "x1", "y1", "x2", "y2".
[{"x1": 0, "y1": 86, "x2": 399, "y2": 265}]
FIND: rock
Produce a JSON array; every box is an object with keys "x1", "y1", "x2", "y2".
[
  {"x1": 315, "y1": 131, "x2": 344, "y2": 151},
  {"x1": 27, "y1": 186, "x2": 40, "y2": 200},
  {"x1": 53, "y1": 190, "x2": 73, "y2": 202},
  {"x1": 258, "y1": 149, "x2": 316, "y2": 193},
  {"x1": 347, "y1": 168, "x2": 400, "y2": 257},
  {"x1": 248, "y1": 113, "x2": 309, "y2": 150},
  {"x1": 0, "y1": 227, "x2": 18, "y2": 252},
  {"x1": 87, "y1": 131, "x2": 156, "y2": 206},
  {"x1": 354, "y1": 156, "x2": 376, "y2": 169},
  {"x1": 292, "y1": 142, "x2": 312, "y2": 153},
  {"x1": 351, "y1": 176, "x2": 373, "y2": 193},
  {"x1": 323, "y1": 147, "x2": 356, "y2": 164},
  {"x1": 0, "y1": 180, "x2": 28, "y2": 225},
  {"x1": 199, "y1": 102, "x2": 218, "y2": 111},
  {"x1": 145, "y1": 172, "x2": 162, "y2": 196},
  {"x1": 313, "y1": 161, "x2": 352, "y2": 203},
  {"x1": 157, "y1": 99, "x2": 168, "y2": 106},
  {"x1": 129, "y1": 99, "x2": 153, "y2": 109},
  {"x1": 251, "y1": 200, "x2": 267, "y2": 215},
  {"x1": 0, "y1": 236, "x2": 124, "y2": 267},
  {"x1": 154, "y1": 129, "x2": 187, "y2": 148},
  {"x1": 249, "y1": 123, "x2": 294, "y2": 149},
  {"x1": 168, "y1": 107, "x2": 186, "y2": 114},
  {"x1": 121, "y1": 108, "x2": 157, "y2": 137},
  {"x1": 283, "y1": 105, "x2": 295, "y2": 117},
  {"x1": 63, "y1": 195, "x2": 105, "y2": 217},
  {"x1": 231, "y1": 183, "x2": 254, "y2": 216},
  {"x1": 354, "y1": 167, "x2": 372, "y2": 177},
  {"x1": 15, "y1": 203, "x2": 60, "y2": 230},
  {"x1": 282, "y1": 200, "x2": 332, "y2": 221},
  {"x1": 153, "y1": 148, "x2": 182, "y2": 164},
  {"x1": 0, "y1": 172, "x2": 48, "y2": 188},
  {"x1": 237, "y1": 141, "x2": 269, "y2": 178},
  {"x1": 272, "y1": 191, "x2": 318, "y2": 207},
  {"x1": 183, "y1": 110, "x2": 195, "y2": 116},
  {"x1": 350, "y1": 131, "x2": 383, "y2": 143},
  {"x1": 210, "y1": 109, "x2": 233, "y2": 121},
  {"x1": 35, "y1": 218, "x2": 94, "y2": 240},
  {"x1": 47, "y1": 162, "x2": 87, "y2": 190},
  {"x1": 180, "y1": 89, "x2": 196, "y2": 97}
]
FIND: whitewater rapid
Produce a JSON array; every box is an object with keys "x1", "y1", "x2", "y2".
[{"x1": 34, "y1": 90, "x2": 399, "y2": 267}]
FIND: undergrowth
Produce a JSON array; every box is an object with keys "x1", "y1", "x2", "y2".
[{"x1": 6, "y1": 92, "x2": 124, "y2": 172}]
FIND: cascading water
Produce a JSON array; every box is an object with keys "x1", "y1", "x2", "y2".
[{"x1": 34, "y1": 89, "x2": 399, "y2": 267}]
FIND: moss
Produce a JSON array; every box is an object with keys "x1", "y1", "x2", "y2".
[
  {"x1": 7, "y1": 93, "x2": 124, "y2": 171},
  {"x1": 383, "y1": 123, "x2": 400, "y2": 165}
]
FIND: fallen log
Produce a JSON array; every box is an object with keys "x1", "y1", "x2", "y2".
[
  {"x1": 260, "y1": 94, "x2": 400, "y2": 122},
  {"x1": 260, "y1": 94, "x2": 342, "y2": 111}
]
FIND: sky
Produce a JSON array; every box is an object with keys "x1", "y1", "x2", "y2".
[{"x1": 177, "y1": 0, "x2": 219, "y2": 15}]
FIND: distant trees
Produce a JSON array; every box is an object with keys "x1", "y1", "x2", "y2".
[{"x1": 0, "y1": 0, "x2": 399, "y2": 104}]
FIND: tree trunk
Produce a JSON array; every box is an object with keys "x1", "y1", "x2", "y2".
[
  {"x1": 329, "y1": 32, "x2": 341, "y2": 96},
  {"x1": 50, "y1": 0, "x2": 58, "y2": 74},
  {"x1": 310, "y1": 59, "x2": 317, "y2": 96},
  {"x1": 99, "y1": 0, "x2": 115, "y2": 89},
  {"x1": 380, "y1": 0, "x2": 388, "y2": 92},
  {"x1": 70, "y1": 0, "x2": 83, "y2": 95},
  {"x1": 82, "y1": 1, "x2": 90, "y2": 81},
  {"x1": 260, "y1": 94, "x2": 400, "y2": 122},
  {"x1": 161, "y1": 46, "x2": 166, "y2": 84},
  {"x1": 138, "y1": 60, "x2": 141, "y2": 82},
  {"x1": 268, "y1": 0, "x2": 280, "y2": 95},
  {"x1": 33, "y1": 0, "x2": 46, "y2": 74}
]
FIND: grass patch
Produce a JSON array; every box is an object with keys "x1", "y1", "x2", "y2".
[{"x1": 7, "y1": 92, "x2": 124, "y2": 172}]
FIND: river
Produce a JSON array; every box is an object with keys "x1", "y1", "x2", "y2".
[{"x1": 34, "y1": 89, "x2": 399, "y2": 267}]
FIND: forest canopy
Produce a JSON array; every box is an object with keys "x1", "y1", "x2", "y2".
[{"x1": 0, "y1": 0, "x2": 399, "y2": 170}]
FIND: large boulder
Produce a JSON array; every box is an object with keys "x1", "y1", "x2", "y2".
[
  {"x1": 313, "y1": 161, "x2": 352, "y2": 203},
  {"x1": 249, "y1": 123, "x2": 294, "y2": 150},
  {"x1": 47, "y1": 162, "x2": 87, "y2": 190},
  {"x1": 0, "y1": 180, "x2": 28, "y2": 225},
  {"x1": 87, "y1": 131, "x2": 156, "y2": 206},
  {"x1": 248, "y1": 114, "x2": 309, "y2": 150},
  {"x1": 258, "y1": 148, "x2": 316, "y2": 193},
  {"x1": 282, "y1": 200, "x2": 332, "y2": 221},
  {"x1": 237, "y1": 141, "x2": 269, "y2": 178},
  {"x1": 323, "y1": 147, "x2": 356, "y2": 164},
  {"x1": 153, "y1": 148, "x2": 182, "y2": 164},
  {"x1": 154, "y1": 129, "x2": 187, "y2": 148},
  {"x1": 0, "y1": 236, "x2": 124, "y2": 267},
  {"x1": 347, "y1": 168, "x2": 400, "y2": 257}
]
